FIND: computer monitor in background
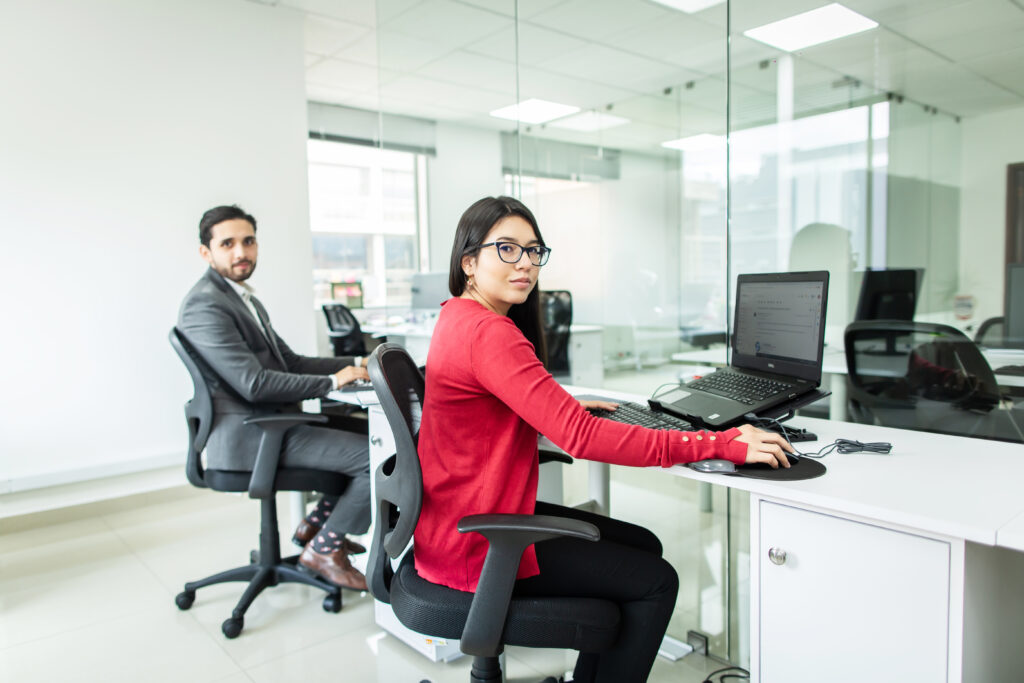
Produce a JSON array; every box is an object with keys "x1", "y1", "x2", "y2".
[
  {"x1": 854, "y1": 268, "x2": 924, "y2": 321},
  {"x1": 411, "y1": 272, "x2": 450, "y2": 313},
  {"x1": 1005, "y1": 263, "x2": 1024, "y2": 349}
]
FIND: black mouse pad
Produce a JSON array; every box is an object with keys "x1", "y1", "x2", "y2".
[{"x1": 732, "y1": 456, "x2": 826, "y2": 481}]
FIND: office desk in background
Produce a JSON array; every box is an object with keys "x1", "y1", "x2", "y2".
[
  {"x1": 362, "y1": 319, "x2": 605, "y2": 388},
  {"x1": 672, "y1": 345, "x2": 1024, "y2": 423}
]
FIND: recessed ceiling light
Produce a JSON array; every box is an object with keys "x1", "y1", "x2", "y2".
[
  {"x1": 649, "y1": 0, "x2": 726, "y2": 13},
  {"x1": 661, "y1": 133, "x2": 725, "y2": 152},
  {"x1": 743, "y1": 3, "x2": 878, "y2": 52},
  {"x1": 489, "y1": 99, "x2": 580, "y2": 124},
  {"x1": 549, "y1": 111, "x2": 631, "y2": 132}
]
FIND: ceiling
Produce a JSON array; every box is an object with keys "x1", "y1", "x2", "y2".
[{"x1": 274, "y1": 0, "x2": 1024, "y2": 152}]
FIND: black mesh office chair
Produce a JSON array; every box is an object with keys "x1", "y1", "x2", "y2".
[
  {"x1": 540, "y1": 290, "x2": 572, "y2": 376},
  {"x1": 365, "y1": 343, "x2": 619, "y2": 683},
  {"x1": 844, "y1": 321, "x2": 1011, "y2": 438},
  {"x1": 975, "y1": 316, "x2": 1005, "y2": 347},
  {"x1": 323, "y1": 302, "x2": 367, "y2": 356},
  {"x1": 169, "y1": 328, "x2": 351, "y2": 638}
]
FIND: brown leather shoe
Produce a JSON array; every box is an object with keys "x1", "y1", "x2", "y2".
[
  {"x1": 292, "y1": 520, "x2": 367, "y2": 555},
  {"x1": 299, "y1": 544, "x2": 368, "y2": 591},
  {"x1": 292, "y1": 519, "x2": 320, "y2": 547}
]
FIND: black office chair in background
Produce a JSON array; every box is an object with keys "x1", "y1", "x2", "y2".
[
  {"x1": 844, "y1": 321, "x2": 1011, "y2": 438},
  {"x1": 323, "y1": 302, "x2": 367, "y2": 357},
  {"x1": 169, "y1": 328, "x2": 351, "y2": 638},
  {"x1": 540, "y1": 290, "x2": 572, "y2": 377},
  {"x1": 975, "y1": 316, "x2": 1005, "y2": 347},
  {"x1": 365, "y1": 343, "x2": 618, "y2": 683}
]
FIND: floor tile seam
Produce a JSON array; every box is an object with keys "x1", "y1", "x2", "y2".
[
  {"x1": 0, "y1": 601, "x2": 162, "y2": 653},
  {"x1": 100, "y1": 513, "x2": 182, "y2": 599}
]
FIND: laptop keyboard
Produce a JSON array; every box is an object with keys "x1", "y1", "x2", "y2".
[
  {"x1": 688, "y1": 371, "x2": 793, "y2": 405},
  {"x1": 589, "y1": 401, "x2": 696, "y2": 431}
]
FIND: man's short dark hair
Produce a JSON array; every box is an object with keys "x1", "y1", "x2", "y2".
[{"x1": 199, "y1": 205, "x2": 257, "y2": 246}]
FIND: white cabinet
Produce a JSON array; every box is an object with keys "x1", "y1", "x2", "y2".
[
  {"x1": 753, "y1": 500, "x2": 953, "y2": 683},
  {"x1": 569, "y1": 325, "x2": 603, "y2": 387}
]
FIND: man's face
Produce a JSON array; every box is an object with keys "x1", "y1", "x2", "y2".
[{"x1": 200, "y1": 218, "x2": 258, "y2": 282}]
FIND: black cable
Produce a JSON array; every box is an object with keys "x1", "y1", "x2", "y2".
[
  {"x1": 744, "y1": 413, "x2": 892, "y2": 459},
  {"x1": 701, "y1": 665, "x2": 750, "y2": 683}
]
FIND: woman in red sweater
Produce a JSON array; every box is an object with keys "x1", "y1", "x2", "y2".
[{"x1": 416, "y1": 196, "x2": 792, "y2": 683}]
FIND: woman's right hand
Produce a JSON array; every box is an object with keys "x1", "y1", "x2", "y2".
[
  {"x1": 734, "y1": 424, "x2": 794, "y2": 468},
  {"x1": 334, "y1": 365, "x2": 370, "y2": 386}
]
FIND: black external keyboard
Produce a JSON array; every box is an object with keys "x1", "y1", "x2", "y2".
[
  {"x1": 589, "y1": 401, "x2": 695, "y2": 431},
  {"x1": 687, "y1": 371, "x2": 793, "y2": 405}
]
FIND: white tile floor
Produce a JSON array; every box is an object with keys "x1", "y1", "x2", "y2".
[
  {"x1": 1, "y1": 486, "x2": 736, "y2": 683},
  {"x1": 0, "y1": 365, "x2": 743, "y2": 682}
]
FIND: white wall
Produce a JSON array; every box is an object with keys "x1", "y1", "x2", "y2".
[
  {"x1": 960, "y1": 105, "x2": 1024, "y2": 322},
  {"x1": 425, "y1": 122, "x2": 506, "y2": 272},
  {"x1": 0, "y1": 0, "x2": 313, "y2": 490}
]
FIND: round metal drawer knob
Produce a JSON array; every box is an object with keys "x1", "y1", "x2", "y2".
[{"x1": 768, "y1": 547, "x2": 787, "y2": 565}]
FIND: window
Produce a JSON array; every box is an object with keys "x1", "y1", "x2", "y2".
[{"x1": 307, "y1": 138, "x2": 427, "y2": 308}]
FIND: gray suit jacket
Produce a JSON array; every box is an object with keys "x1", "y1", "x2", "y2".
[{"x1": 178, "y1": 268, "x2": 355, "y2": 470}]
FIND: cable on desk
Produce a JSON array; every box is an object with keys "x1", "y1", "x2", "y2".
[
  {"x1": 744, "y1": 413, "x2": 892, "y2": 459},
  {"x1": 702, "y1": 665, "x2": 749, "y2": 683}
]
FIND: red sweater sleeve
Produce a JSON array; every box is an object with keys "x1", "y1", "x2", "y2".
[{"x1": 470, "y1": 315, "x2": 747, "y2": 466}]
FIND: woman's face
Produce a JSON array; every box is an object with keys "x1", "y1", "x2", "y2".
[{"x1": 461, "y1": 215, "x2": 541, "y2": 316}]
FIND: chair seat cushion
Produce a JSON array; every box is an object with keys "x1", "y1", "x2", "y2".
[
  {"x1": 205, "y1": 468, "x2": 350, "y2": 495},
  {"x1": 389, "y1": 553, "x2": 620, "y2": 653}
]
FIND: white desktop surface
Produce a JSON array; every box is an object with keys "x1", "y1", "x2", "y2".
[{"x1": 996, "y1": 508, "x2": 1024, "y2": 553}]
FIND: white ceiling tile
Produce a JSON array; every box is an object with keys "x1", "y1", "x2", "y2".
[
  {"x1": 382, "y1": 0, "x2": 512, "y2": 47},
  {"x1": 378, "y1": 74, "x2": 514, "y2": 112},
  {"x1": 283, "y1": 0, "x2": 378, "y2": 26},
  {"x1": 543, "y1": 43, "x2": 702, "y2": 94},
  {"x1": 455, "y1": 0, "x2": 572, "y2": 19},
  {"x1": 335, "y1": 29, "x2": 458, "y2": 73},
  {"x1": 611, "y1": 13, "x2": 724, "y2": 70},
  {"x1": 516, "y1": 66, "x2": 637, "y2": 110},
  {"x1": 963, "y1": 46, "x2": 1024, "y2": 97},
  {"x1": 464, "y1": 23, "x2": 590, "y2": 66},
  {"x1": 416, "y1": 51, "x2": 517, "y2": 90},
  {"x1": 306, "y1": 84, "x2": 381, "y2": 111},
  {"x1": 304, "y1": 15, "x2": 370, "y2": 56},
  {"x1": 529, "y1": 0, "x2": 675, "y2": 42},
  {"x1": 306, "y1": 58, "x2": 383, "y2": 92}
]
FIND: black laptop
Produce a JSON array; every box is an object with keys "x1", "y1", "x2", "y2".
[{"x1": 652, "y1": 271, "x2": 830, "y2": 428}]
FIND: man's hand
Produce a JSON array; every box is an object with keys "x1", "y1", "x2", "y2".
[
  {"x1": 734, "y1": 424, "x2": 794, "y2": 468},
  {"x1": 334, "y1": 365, "x2": 370, "y2": 386}
]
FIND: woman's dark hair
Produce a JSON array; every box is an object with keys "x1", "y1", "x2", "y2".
[
  {"x1": 449, "y1": 196, "x2": 548, "y2": 366},
  {"x1": 199, "y1": 205, "x2": 257, "y2": 247}
]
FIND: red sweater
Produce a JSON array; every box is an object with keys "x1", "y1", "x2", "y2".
[{"x1": 414, "y1": 297, "x2": 747, "y2": 592}]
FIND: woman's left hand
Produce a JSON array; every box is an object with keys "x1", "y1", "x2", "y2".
[{"x1": 579, "y1": 399, "x2": 618, "y2": 412}]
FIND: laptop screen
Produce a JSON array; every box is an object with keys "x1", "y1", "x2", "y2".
[{"x1": 731, "y1": 271, "x2": 829, "y2": 383}]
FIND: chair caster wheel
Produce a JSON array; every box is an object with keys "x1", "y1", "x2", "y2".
[
  {"x1": 322, "y1": 594, "x2": 342, "y2": 613},
  {"x1": 175, "y1": 590, "x2": 195, "y2": 610},
  {"x1": 222, "y1": 617, "x2": 244, "y2": 638}
]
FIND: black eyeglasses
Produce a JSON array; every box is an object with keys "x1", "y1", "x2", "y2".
[{"x1": 474, "y1": 241, "x2": 551, "y2": 266}]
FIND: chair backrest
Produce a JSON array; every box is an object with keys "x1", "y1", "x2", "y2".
[
  {"x1": 169, "y1": 327, "x2": 214, "y2": 488},
  {"x1": 365, "y1": 343, "x2": 425, "y2": 602},
  {"x1": 540, "y1": 290, "x2": 572, "y2": 375},
  {"x1": 322, "y1": 303, "x2": 367, "y2": 356},
  {"x1": 975, "y1": 316, "x2": 1005, "y2": 347},
  {"x1": 844, "y1": 320, "x2": 1002, "y2": 419}
]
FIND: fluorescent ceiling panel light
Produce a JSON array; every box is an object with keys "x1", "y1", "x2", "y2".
[
  {"x1": 489, "y1": 99, "x2": 580, "y2": 124},
  {"x1": 743, "y1": 3, "x2": 877, "y2": 52},
  {"x1": 650, "y1": 0, "x2": 726, "y2": 13},
  {"x1": 662, "y1": 133, "x2": 725, "y2": 152},
  {"x1": 549, "y1": 111, "x2": 630, "y2": 132}
]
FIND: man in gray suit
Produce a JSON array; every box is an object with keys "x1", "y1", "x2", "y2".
[{"x1": 178, "y1": 205, "x2": 369, "y2": 591}]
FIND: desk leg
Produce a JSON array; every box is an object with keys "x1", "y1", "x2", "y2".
[
  {"x1": 589, "y1": 462, "x2": 610, "y2": 515},
  {"x1": 828, "y1": 373, "x2": 847, "y2": 421}
]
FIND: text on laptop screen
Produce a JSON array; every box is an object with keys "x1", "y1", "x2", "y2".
[{"x1": 733, "y1": 280, "x2": 825, "y2": 365}]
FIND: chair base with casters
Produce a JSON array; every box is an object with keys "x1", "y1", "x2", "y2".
[
  {"x1": 169, "y1": 327, "x2": 359, "y2": 639},
  {"x1": 365, "y1": 343, "x2": 622, "y2": 683},
  {"x1": 174, "y1": 467, "x2": 350, "y2": 639}
]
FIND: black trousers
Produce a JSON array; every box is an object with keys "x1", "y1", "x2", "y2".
[{"x1": 515, "y1": 502, "x2": 679, "y2": 683}]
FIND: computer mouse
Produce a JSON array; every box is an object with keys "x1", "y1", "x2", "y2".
[{"x1": 688, "y1": 459, "x2": 737, "y2": 473}]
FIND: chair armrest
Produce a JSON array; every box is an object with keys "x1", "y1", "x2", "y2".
[
  {"x1": 243, "y1": 413, "x2": 328, "y2": 499},
  {"x1": 538, "y1": 448, "x2": 572, "y2": 465},
  {"x1": 457, "y1": 513, "x2": 599, "y2": 657}
]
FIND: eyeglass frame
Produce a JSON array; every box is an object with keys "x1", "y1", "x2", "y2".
[{"x1": 468, "y1": 241, "x2": 552, "y2": 266}]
